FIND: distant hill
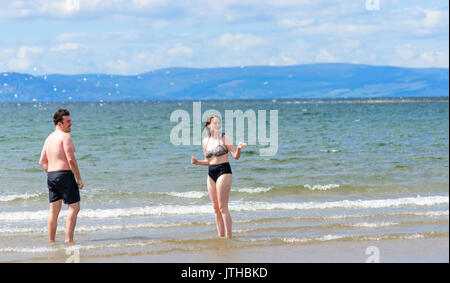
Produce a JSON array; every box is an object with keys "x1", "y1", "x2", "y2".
[{"x1": 0, "y1": 63, "x2": 448, "y2": 102}]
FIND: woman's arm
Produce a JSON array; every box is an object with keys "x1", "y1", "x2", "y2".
[
  {"x1": 191, "y1": 138, "x2": 211, "y2": 166},
  {"x1": 224, "y1": 135, "x2": 247, "y2": 160},
  {"x1": 191, "y1": 157, "x2": 210, "y2": 166}
]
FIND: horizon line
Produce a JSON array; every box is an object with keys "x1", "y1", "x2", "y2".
[
  {"x1": 3, "y1": 97, "x2": 449, "y2": 104},
  {"x1": 3, "y1": 62, "x2": 449, "y2": 77}
]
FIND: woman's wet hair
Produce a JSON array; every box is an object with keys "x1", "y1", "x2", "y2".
[{"x1": 204, "y1": 115, "x2": 221, "y2": 136}]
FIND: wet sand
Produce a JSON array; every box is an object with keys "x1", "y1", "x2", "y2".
[
  {"x1": 107, "y1": 237, "x2": 449, "y2": 263},
  {"x1": 31, "y1": 237, "x2": 445, "y2": 263},
  {"x1": 113, "y1": 237, "x2": 448, "y2": 263}
]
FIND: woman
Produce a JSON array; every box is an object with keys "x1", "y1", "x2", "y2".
[{"x1": 191, "y1": 115, "x2": 247, "y2": 238}]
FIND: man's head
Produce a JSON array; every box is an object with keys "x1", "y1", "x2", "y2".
[{"x1": 53, "y1": 109, "x2": 72, "y2": 132}]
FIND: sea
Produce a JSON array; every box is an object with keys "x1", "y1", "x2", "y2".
[{"x1": 0, "y1": 98, "x2": 448, "y2": 262}]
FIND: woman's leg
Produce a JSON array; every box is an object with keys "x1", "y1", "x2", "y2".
[
  {"x1": 216, "y1": 173, "x2": 232, "y2": 238},
  {"x1": 207, "y1": 176, "x2": 225, "y2": 237}
]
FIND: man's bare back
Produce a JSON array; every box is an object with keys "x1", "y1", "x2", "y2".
[
  {"x1": 43, "y1": 131, "x2": 72, "y2": 172},
  {"x1": 39, "y1": 113, "x2": 83, "y2": 187},
  {"x1": 39, "y1": 109, "x2": 83, "y2": 243}
]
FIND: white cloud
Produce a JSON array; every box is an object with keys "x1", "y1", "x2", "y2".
[
  {"x1": 167, "y1": 45, "x2": 193, "y2": 58},
  {"x1": 389, "y1": 7, "x2": 449, "y2": 35},
  {"x1": 396, "y1": 44, "x2": 417, "y2": 60},
  {"x1": 36, "y1": 0, "x2": 76, "y2": 17},
  {"x1": 8, "y1": 46, "x2": 43, "y2": 71},
  {"x1": 218, "y1": 33, "x2": 267, "y2": 52},
  {"x1": 339, "y1": 39, "x2": 361, "y2": 50},
  {"x1": 0, "y1": 0, "x2": 447, "y2": 73},
  {"x1": 266, "y1": 39, "x2": 312, "y2": 66},
  {"x1": 294, "y1": 23, "x2": 382, "y2": 36},
  {"x1": 65, "y1": 0, "x2": 80, "y2": 12},
  {"x1": 419, "y1": 51, "x2": 448, "y2": 67},
  {"x1": 105, "y1": 31, "x2": 140, "y2": 41},
  {"x1": 278, "y1": 18, "x2": 315, "y2": 28},
  {"x1": 422, "y1": 8, "x2": 446, "y2": 28},
  {"x1": 51, "y1": 43, "x2": 81, "y2": 52},
  {"x1": 152, "y1": 20, "x2": 170, "y2": 29},
  {"x1": 55, "y1": 32, "x2": 88, "y2": 42},
  {"x1": 131, "y1": 0, "x2": 167, "y2": 7},
  {"x1": 316, "y1": 49, "x2": 337, "y2": 63},
  {"x1": 105, "y1": 59, "x2": 130, "y2": 75}
]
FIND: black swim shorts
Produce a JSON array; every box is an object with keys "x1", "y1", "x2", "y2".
[{"x1": 47, "y1": 170, "x2": 80, "y2": 204}]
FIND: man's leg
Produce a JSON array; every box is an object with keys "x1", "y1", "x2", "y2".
[
  {"x1": 48, "y1": 200, "x2": 62, "y2": 242},
  {"x1": 65, "y1": 201, "x2": 80, "y2": 243}
]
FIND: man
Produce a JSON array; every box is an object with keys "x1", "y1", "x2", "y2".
[{"x1": 39, "y1": 109, "x2": 84, "y2": 243}]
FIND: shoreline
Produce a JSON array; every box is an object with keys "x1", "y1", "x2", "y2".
[
  {"x1": 8, "y1": 236, "x2": 448, "y2": 263},
  {"x1": 87, "y1": 237, "x2": 450, "y2": 263}
]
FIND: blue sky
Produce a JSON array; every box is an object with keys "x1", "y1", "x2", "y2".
[{"x1": 0, "y1": 0, "x2": 448, "y2": 75}]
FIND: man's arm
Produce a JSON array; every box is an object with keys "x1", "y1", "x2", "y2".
[
  {"x1": 62, "y1": 134, "x2": 84, "y2": 189},
  {"x1": 39, "y1": 143, "x2": 49, "y2": 173}
]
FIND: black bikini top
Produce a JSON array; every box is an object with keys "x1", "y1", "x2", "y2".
[{"x1": 205, "y1": 133, "x2": 228, "y2": 158}]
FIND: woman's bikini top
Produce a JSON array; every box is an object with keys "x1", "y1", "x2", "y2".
[{"x1": 205, "y1": 133, "x2": 228, "y2": 158}]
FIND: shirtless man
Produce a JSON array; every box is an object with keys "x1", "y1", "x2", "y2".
[{"x1": 39, "y1": 109, "x2": 84, "y2": 243}]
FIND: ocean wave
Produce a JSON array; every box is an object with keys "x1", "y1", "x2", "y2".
[
  {"x1": 0, "y1": 193, "x2": 43, "y2": 202},
  {"x1": 351, "y1": 222, "x2": 399, "y2": 228},
  {"x1": 304, "y1": 184, "x2": 340, "y2": 191},
  {"x1": 277, "y1": 231, "x2": 448, "y2": 244},
  {"x1": 0, "y1": 221, "x2": 214, "y2": 235},
  {"x1": 234, "y1": 187, "x2": 274, "y2": 194},
  {"x1": 233, "y1": 219, "x2": 448, "y2": 234},
  {"x1": 234, "y1": 210, "x2": 450, "y2": 225},
  {"x1": 317, "y1": 210, "x2": 449, "y2": 220},
  {"x1": 3, "y1": 217, "x2": 447, "y2": 236},
  {"x1": 3, "y1": 183, "x2": 430, "y2": 204},
  {"x1": 0, "y1": 241, "x2": 162, "y2": 254},
  {"x1": 160, "y1": 191, "x2": 208, "y2": 199},
  {"x1": 160, "y1": 184, "x2": 341, "y2": 197},
  {"x1": 282, "y1": 234, "x2": 346, "y2": 243},
  {"x1": 0, "y1": 195, "x2": 447, "y2": 222}
]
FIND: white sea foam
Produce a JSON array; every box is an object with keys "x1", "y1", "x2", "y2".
[
  {"x1": 319, "y1": 210, "x2": 449, "y2": 220},
  {"x1": 161, "y1": 191, "x2": 208, "y2": 199},
  {"x1": 0, "y1": 195, "x2": 447, "y2": 221},
  {"x1": 415, "y1": 211, "x2": 449, "y2": 217},
  {"x1": 280, "y1": 232, "x2": 443, "y2": 244},
  {"x1": 304, "y1": 184, "x2": 340, "y2": 191},
  {"x1": 234, "y1": 187, "x2": 273, "y2": 194},
  {"x1": 0, "y1": 193, "x2": 41, "y2": 202},
  {"x1": 0, "y1": 221, "x2": 211, "y2": 235},
  {"x1": 352, "y1": 222, "x2": 399, "y2": 228},
  {"x1": 0, "y1": 241, "x2": 160, "y2": 254},
  {"x1": 282, "y1": 234, "x2": 346, "y2": 243},
  {"x1": 0, "y1": 227, "x2": 47, "y2": 234}
]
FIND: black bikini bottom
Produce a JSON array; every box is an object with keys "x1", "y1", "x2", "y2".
[{"x1": 208, "y1": 162, "x2": 232, "y2": 183}]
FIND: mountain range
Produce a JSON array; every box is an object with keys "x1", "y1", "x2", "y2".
[{"x1": 0, "y1": 63, "x2": 448, "y2": 102}]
